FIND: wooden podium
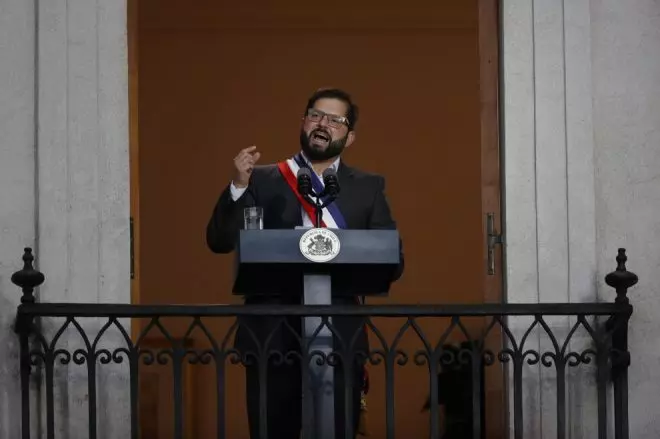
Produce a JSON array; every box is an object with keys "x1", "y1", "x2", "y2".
[{"x1": 233, "y1": 228, "x2": 400, "y2": 439}]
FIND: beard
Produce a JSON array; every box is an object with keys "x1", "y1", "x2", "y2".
[{"x1": 299, "y1": 128, "x2": 348, "y2": 161}]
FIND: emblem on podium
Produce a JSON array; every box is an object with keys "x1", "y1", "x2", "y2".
[{"x1": 299, "y1": 228, "x2": 341, "y2": 262}]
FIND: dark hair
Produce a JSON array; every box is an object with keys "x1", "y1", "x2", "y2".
[{"x1": 305, "y1": 88, "x2": 359, "y2": 130}]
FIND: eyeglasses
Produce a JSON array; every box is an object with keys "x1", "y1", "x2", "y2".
[{"x1": 305, "y1": 108, "x2": 349, "y2": 129}]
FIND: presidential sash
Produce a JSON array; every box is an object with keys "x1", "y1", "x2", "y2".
[{"x1": 276, "y1": 153, "x2": 347, "y2": 229}]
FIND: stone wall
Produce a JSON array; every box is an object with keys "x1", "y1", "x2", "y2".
[
  {"x1": 0, "y1": 0, "x2": 131, "y2": 437},
  {"x1": 0, "y1": 0, "x2": 36, "y2": 436},
  {"x1": 503, "y1": 0, "x2": 660, "y2": 437}
]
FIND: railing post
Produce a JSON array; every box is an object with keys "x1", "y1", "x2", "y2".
[
  {"x1": 12, "y1": 247, "x2": 45, "y2": 439},
  {"x1": 605, "y1": 248, "x2": 636, "y2": 439},
  {"x1": 11, "y1": 247, "x2": 45, "y2": 305}
]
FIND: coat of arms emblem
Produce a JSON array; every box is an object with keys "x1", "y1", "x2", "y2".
[{"x1": 299, "y1": 228, "x2": 341, "y2": 262}]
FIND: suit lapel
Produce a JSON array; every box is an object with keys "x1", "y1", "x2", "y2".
[
  {"x1": 283, "y1": 181, "x2": 304, "y2": 227},
  {"x1": 267, "y1": 168, "x2": 304, "y2": 228},
  {"x1": 333, "y1": 162, "x2": 355, "y2": 228}
]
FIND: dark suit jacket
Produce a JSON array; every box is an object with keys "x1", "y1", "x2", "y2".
[{"x1": 206, "y1": 160, "x2": 404, "y2": 361}]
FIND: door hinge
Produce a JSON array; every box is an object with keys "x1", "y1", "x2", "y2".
[
  {"x1": 130, "y1": 216, "x2": 134, "y2": 279},
  {"x1": 487, "y1": 213, "x2": 503, "y2": 275}
]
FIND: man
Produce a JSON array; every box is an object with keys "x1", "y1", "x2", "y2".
[{"x1": 206, "y1": 88, "x2": 404, "y2": 438}]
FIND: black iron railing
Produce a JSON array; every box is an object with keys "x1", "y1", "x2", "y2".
[{"x1": 12, "y1": 248, "x2": 636, "y2": 439}]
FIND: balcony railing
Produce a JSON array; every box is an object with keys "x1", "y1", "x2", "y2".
[{"x1": 12, "y1": 248, "x2": 636, "y2": 439}]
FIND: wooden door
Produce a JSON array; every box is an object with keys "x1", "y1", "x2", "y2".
[{"x1": 129, "y1": 0, "x2": 504, "y2": 437}]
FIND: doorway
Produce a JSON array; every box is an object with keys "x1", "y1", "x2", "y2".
[{"x1": 129, "y1": 0, "x2": 504, "y2": 437}]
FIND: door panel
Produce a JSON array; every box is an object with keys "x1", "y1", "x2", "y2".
[{"x1": 132, "y1": 0, "x2": 503, "y2": 437}]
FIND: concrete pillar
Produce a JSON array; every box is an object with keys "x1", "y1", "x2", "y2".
[
  {"x1": 591, "y1": 0, "x2": 660, "y2": 437},
  {"x1": 0, "y1": 0, "x2": 36, "y2": 436},
  {"x1": 503, "y1": 0, "x2": 660, "y2": 437},
  {"x1": 502, "y1": 0, "x2": 600, "y2": 436},
  {"x1": 35, "y1": 0, "x2": 131, "y2": 434},
  {"x1": 0, "y1": 0, "x2": 131, "y2": 437}
]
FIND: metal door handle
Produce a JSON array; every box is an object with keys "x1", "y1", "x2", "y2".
[{"x1": 487, "y1": 213, "x2": 502, "y2": 275}]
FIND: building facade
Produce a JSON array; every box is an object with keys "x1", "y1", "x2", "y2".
[{"x1": 1, "y1": 0, "x2": 658, "y2": 437}]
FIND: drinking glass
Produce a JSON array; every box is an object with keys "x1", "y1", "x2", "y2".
[{"x1": 243, "y1": 206, "x2": 263, "y2": 230}]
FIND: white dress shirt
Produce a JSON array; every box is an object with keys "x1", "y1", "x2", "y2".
[{"x1": 230, "y1": 152, "x2": 341, "y2": 228}]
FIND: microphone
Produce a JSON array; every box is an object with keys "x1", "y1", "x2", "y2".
[
  {"x1": 322, "y1": 168, "x2": 340, "y2": 198},
  {"x1": 297, "y1": 167, "x2": 313, "y2": 196}
]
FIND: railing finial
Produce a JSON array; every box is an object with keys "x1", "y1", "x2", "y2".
[
  {"x1": 11, "y1": 247, "x2": 45, "y2": 304},
  {"x1": 605, "y1": 248, "x2": 638, "y2": 304}
]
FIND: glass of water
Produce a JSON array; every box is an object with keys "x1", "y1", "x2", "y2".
[{"x1": 244, "y1": 206, "x2": 263, "y2": 230}]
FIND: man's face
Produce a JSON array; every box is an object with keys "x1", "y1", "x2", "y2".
[{"x1": 299, "y1": 98, "x2": 355, "y2": 161}]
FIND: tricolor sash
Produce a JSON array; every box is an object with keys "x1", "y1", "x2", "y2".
[{"x1": 277, "y1": 153, "x2": 347, "y2": 229}]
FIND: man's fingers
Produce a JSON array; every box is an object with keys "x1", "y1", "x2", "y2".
[
  {"x1": 236, "y1": 155, "x2": 254, "y2": 167},
  {"x1": 235, "y1": 150, "x2": 260, "y2": 167},
  {"x1": 235, "y1": 145, "x2": 257, "y2": 158},
  {"x1": 237, "y1": 145, "x2": 257, "y2": 155},
  {"x1": 234, "y1": 146, "x2": 259, "y2": 182},
  {"x1": 234, "y1": 154, "x2": 250, "y2": 166},
  {"x1": 234, "y1": 145, "x2": 258, "y2": 161}
]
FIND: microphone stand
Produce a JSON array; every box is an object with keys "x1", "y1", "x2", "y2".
[
  {"x1": 302, "y1": 191, "x2": 337, "y2": 228},
  {"x1": 297, "y1": 186, "x2": 338, "y2": 439},
  {"x1": 315, "y1": 196, "x2": 323, "y2": 229}
]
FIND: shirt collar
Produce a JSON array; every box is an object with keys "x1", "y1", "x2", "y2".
[{"x1": 299, "y1": 150, "x2": 341, "y2": 176}]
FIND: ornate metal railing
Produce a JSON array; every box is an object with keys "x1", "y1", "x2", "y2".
[{"x1": 12, "y1": 248, "x2": 636, "y2": 439}]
